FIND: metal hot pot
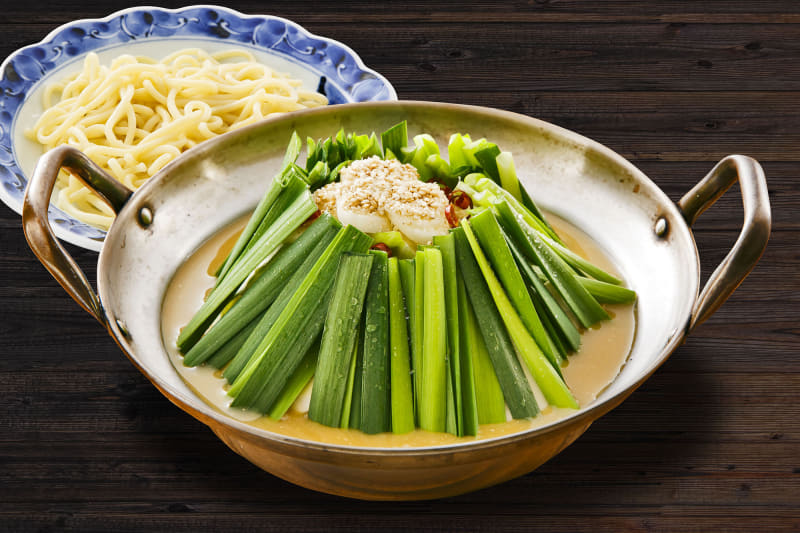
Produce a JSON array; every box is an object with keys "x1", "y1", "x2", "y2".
[{"x1": 22, "y1": 101, "x2": 770, "y2": 500}]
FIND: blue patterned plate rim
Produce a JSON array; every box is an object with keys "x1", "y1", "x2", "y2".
[{"x1": 0, "y1": 4, "x2": 397, "y2": 252}]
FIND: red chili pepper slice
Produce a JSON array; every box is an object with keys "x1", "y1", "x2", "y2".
[
  {"x1": 445, "y1": 204, "x2": 459, "y2": 228},
  {"x1": 370, "y1": 242, "x2": 393, "y2": 257},
  {"x1": 449, "y1": 190, "x2": 472, "y2": 209}
]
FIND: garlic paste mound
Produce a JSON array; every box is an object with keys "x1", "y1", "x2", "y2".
[{"x1": 312, "y1": 156, "x2": 451, "y2": 245}]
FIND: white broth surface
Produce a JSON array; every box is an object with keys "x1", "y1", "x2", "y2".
[{"x1": 161, "y1": 214, "x2": 635, "y2": 447}]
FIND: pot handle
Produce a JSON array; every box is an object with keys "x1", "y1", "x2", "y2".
[
  {"x1": 678, "y1": 154, "x2": 771, "y2": 333},
  {"x1": 22, "y1": 145, "x2": 133, "y2": 326}
]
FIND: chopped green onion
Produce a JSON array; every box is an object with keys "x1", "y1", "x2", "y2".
[
  {"x1": 405, "y1": 134, "x2": 441, "y2": 181},
  {"x1": 473, "y1": 144, "x2": 502, "y2": 183},
  {"x1": 447, "y1": 133, "x2": 473, "y2": 172},
  {"x1": 466, "y1": 173, "x2": 562, "y2": 244},
  {"x1": 495, "y1": 152, "x2": 522, "y2": 206},
  {"x1": 381, "y1": 121, "x2": 408, "y2": 161}
]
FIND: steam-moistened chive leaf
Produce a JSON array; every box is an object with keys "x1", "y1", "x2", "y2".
[
  {"x1": 425, "y1": 153, "x2": 456, "y2": 184},
  {"x1": 469, "y1": 210, "x2": 563, "y2": 370},
  {"x1": 458, "y1": 277, "x2": 504, "y2": 427},
  {"x1": 461, "y1": 220, "x2": 578, "y2": 409},
  {"x1": 452, "y1": 227, "x2": 539, "y2": 419},
  {"x1": 183, "y1": 214, "x2": 339, "y2": 366},
  {"x1": 228, "y1": 226, "x2": 373, "y2": 411},
  {"x1": 388, "y1": 258, "x2": 415, "y2": 434},
  {"x1": 433, "y1": 233, "x2": 462, "y2": 435},
  {"x1": 177, "y1": 188, "x2": 316, "y2": 352},
  {"x1": 495, "y1": 200, "x2": 609, "y2": 329},
  {"x1": 267, "y1": 340, "x2": 319, "y2": 420},
  {"x1": 360, "y1": 251, "x2": 391, "y2": 434},
  {"x1": 381, "y1": 121, "x2": 408, "y2": 160},
  {"x1": 578, "y1": 277, "x2": 637, "y2": 304},
  {"x1": 222, "y1": 226, "x2": 340, "y2": 383},
  {"x1": 419, "y1": 246, "x2": 447, "y2": 433},
  {"x1": 506, "y1": 233, "x2": 582, "y2": 353},
  {"x1": 308, "y1": 253, "x2": 374, "y2": 428},
  {"x1": 456, "y1": 277, "x2": 482, "y2": 434}
]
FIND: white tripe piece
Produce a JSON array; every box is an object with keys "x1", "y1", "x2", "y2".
[
  {"x1": 384, "y1": 180, "x2": 450, "y2": 244},
  {"x1": 336, "y1": 177, "x2": 393, "y2": 233},
  {"x1": 312, "y1": 156, "x2": 450, "y2": 245}
]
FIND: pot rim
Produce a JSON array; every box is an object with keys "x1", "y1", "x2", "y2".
[{"x1": 99, "y1": 100, "x2": 699, "y2": 456}]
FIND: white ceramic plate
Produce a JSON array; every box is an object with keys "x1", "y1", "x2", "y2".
[{"x1": 0, "y1": 5, "x2": 396, "y2": 251}]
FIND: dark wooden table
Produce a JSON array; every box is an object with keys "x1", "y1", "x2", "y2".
[{"x1": 2, "y1": 2, "x2": 798, "y2": 531}]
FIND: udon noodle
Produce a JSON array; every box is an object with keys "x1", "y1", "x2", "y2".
[{"x1": 26, "y1": 48, "x2": 329, "y2": 229}]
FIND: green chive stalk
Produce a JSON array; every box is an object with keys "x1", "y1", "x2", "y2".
[
  {"x1": 461, "y1": 220, "x2": 578, "y2": 409},
  {"x1": 308, "y1": 253, "x2": 374, "y2": 427},
  {"x1": 388, "y1": 258, "x2": 415, "y2": 434},
  {"x1": 419, "y1": 247, "x2": 447, "y2": 433}
]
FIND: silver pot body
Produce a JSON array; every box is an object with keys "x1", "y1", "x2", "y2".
[{"x1": 23, "y1": 101, "x2": 770, "y2": 500}]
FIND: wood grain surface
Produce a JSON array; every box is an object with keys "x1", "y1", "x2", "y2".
[{"x1": 1, "y1": 2, "x2": 798, "y2": 532}]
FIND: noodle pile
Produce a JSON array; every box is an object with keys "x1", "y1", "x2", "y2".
[{"x1": 26, "y1": 48, "x2": 329, "y2": 229}]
